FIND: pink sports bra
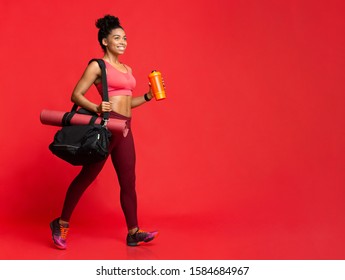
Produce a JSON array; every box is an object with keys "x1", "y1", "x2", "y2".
[{"x1": 96, "y1": 61, "x2": 136, "y2": 97}]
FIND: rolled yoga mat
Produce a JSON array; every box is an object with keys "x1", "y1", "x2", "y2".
[{"x1": 40, "y1": 109, "x2": 129, "y2": 137}]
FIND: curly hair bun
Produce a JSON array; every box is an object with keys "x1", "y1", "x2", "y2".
[{"x1": 95, "y1": 15, "x2": 121, "y2": 30}]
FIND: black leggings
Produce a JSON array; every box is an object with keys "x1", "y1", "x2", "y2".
[{"x1": 60, "y1": 111, "x2": 138, "y2": 230}]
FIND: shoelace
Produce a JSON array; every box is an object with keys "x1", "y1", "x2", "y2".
[
  {"x1": 136, "y1": 230, "x2": 149, "y2": 237},
  {"x1": 59, "y1": 225, "x2": 69, "y2": 239},
  {"x1": 136, "y1": 230, "x2": 153, "y2": 241}
]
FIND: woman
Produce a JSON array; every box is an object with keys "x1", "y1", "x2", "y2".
[{"x1": 50, "y1": 15, "x2": 159, "y2": 249}]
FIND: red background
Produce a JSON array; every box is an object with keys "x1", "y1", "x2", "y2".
[{"x1": 0, "y1": 0, "x2": 345, "y2": 259}]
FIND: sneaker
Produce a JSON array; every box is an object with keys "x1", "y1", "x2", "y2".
[
  {"x1": 50, "y1": 218, "x2": 69, "y2": 250},
  {"x1": 126, "y1": 229, "x2": 159, "y2": 246}
]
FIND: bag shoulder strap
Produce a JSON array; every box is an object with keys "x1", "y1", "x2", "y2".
[
  {"x1": 88, "y1": 58, "x2": 109, "y2": 102},
  {"x1": 88, "y1": 59, "x2": 109, "y2": 125}
]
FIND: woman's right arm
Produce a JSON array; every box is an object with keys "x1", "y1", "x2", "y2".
[{"x1": 71, "y1": 61, "x2": 111, "y2": 113}]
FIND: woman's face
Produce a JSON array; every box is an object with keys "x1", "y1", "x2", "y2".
[{"x1": 103, "y1": 28, "x2": 127, "y2": 55}]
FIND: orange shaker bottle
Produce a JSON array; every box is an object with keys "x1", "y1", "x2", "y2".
[{"x1": 148, "y1": 70, "x2": 166, "y2": 101}]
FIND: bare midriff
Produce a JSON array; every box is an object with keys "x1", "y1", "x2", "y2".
[{"x1": 109, "y1": 95, "x2": 132, "y2": 117}]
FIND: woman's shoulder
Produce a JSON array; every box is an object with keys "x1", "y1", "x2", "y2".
[
  {"x1": 88, "y1": 59, "x2": 105, "y2": 68},
  {"x1": 86, "y1": 59, "x2": 103, "y2": 73}
]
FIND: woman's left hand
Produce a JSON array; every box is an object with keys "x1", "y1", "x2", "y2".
[{"x1": 146, "y1": 83, "x2": 154, "y2": 100}]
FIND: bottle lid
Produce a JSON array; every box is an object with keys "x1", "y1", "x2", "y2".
[{"x1": 149, "y1": 70, "x2": 161, "y2": 78}]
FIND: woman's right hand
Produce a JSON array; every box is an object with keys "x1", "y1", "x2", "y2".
[{"x1": 97, "y1": 101, "x2": 113, "y2": 113}]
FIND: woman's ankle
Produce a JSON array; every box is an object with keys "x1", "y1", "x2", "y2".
[
  {"x1": 59, "y1": 219, "x2": 69, "y2": 226},
  {"x1": 128, "y1": 227, "x2": 138, "y2": 235}
]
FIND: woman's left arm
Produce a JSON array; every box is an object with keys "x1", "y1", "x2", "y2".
[{"x1": 131, "y1": 90, "x2": 153, "y2": 108}]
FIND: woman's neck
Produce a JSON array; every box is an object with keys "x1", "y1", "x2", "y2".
[{"x1": 103, "y1": 54, "x2": 121, "y2": 65}]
